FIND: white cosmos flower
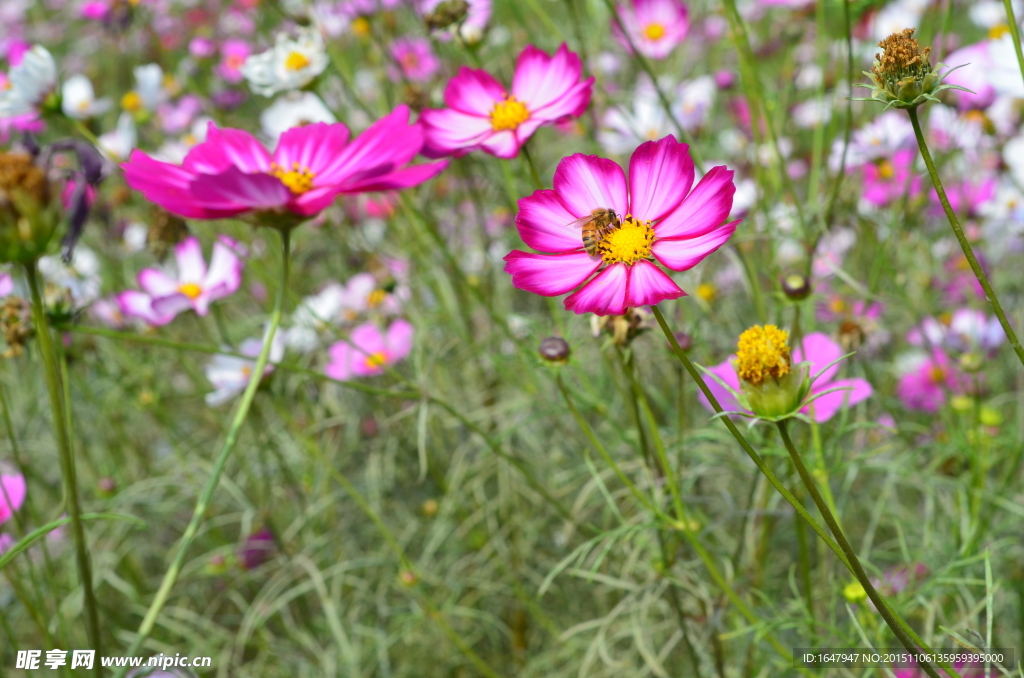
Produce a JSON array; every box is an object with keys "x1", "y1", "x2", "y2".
[
  {"x1": 598, "y1": 81, "x2": 671, "y2": 155},
  {"x1": 286, "y1": 282, "x2": 346, "y2": 352},
  {"x1": 260, "y1": 91, "x2": 336, "y2": 143},
  {"x1": 38, "y1": 246, "x2": 101, "y2": 309},
  {"x1": 61, "y1": 74, "x2": 112, "y2": 120},
  {"x1": 133, "y1": 64, "x2": 165, "y2": 111},
  {"x1": 0, "y1": 45, "x2": 58, "y2": 117},
  {"x1": 206, "y1": 332, "x2": 286, "y2": 406},
  {"x1": 240, "y1": 28, "x2": 329, "y2": 97},
  {"x1": 675, "y1": 75, "x2": 715, "y2": 132},
  {"x1": 98, "y1": 112, "x2": 137, "y2": 163}
]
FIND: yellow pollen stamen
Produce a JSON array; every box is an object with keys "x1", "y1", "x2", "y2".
[
  {"x1": 695, "y1": 283, "x2": 717, "y2": 303},
  {"x1": 178, "y1": 282, "x2": 202, "y2": 299},
  {"x1": 877, "y1": 158, "x2": 895, "y2": 180},
  {"x1": 829, "y1": 298, "x2": 846, "y2": 314},
  {"x1": 735, "y1": 325, "x2": 792, "y2": 386},
  {"x1": 644, "y1": 23, "x2": 666, "y2": 41},
  {"x1": 598, "y1": 215, "x2": 654, "y2": 265},
  {"x1": 929, "y1": 366, "x2": 945, "y2": 383},
  {"x1": 365, "y1": 351, "x2": 387, "y2": 369},
  {"x1": 352, "y1": 17, "x2": 371, "y2": 37},
  {"x1": 270, "y1": 161, "x2": 316, "y2": 194},
  {"x1": 366, "y1": 289, "x2": 387, "y2": 307},
  {"x1": 284, "y1": 51, "x2": 311, "y2": 71},
  {"x1": 121, "y1": 91, "x2": 142, "y2": 112},
  {"x1": 989, "y1": 24, "x2": 1011, "y2": 40},
  {"x1": 490, "y1": 95, "x2": 530, "y2": 132},
  {"x1": 241, "y1": 365, "x2": 253, "y2": 378}
]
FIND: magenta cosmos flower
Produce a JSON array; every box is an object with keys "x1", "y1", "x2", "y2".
[
  {"x1": 117, "y1": 236, "x2": 243, "y2": 326},
  {"x1": 419, "y1": 44, "x2": 593, "y2": 159},
  {"x1": 326, "y1": 319, "x2": 414, "y2": 380},
  {"x1": 699, "y1": 333, "x2": 873, "y2": 423},
  {"x1": 388, "y1": 37, "x2": 440, "y2": 83},
  {"x1": 0, "y1": 473, "x2": 25, "y2": 525},
  {"x1": 122, "y1": 105, "x2": 447, "y2": 221},
  {"x1": 503, "y1": 136, "x2": 738, "y2": 315},
  {"x1": 612, "y1": 0, "x2": 689, "y2": 60}
]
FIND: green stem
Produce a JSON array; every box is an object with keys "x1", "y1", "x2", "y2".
[
  {"x1": 117, "y1": 228, "x2": 292, "y2": 671},
  {"x1": 24, "y1": 261, "x2": 104, "y2": 678},
  {"x1": 907, "y1": 107, "x2": 1024, "y2": 370},
  {"x1": 649, "y1": 304, "x2": 849, "y2": 568},
  {"x1": 777, "y1": 421, "x2": 940, "y2": 678},
  {"x1": 521, "y1": 144, "x2": 545, "y2": 191},
  {"x1": 1002, "y1": 0, "x2": 1024, "y2": 91}
]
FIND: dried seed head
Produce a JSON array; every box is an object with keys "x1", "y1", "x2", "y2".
[
  {"x1": 1, "y1": 296, "x2": 33, "y2": 358},
  {"x1": 147, "y1": 208, "x2": 189, "y2": 261},
  {"x1": 0, "y1": 152, "x2": 48, "y2": 207},
  {"x1": 857, "y1": 27, "x2": 969, "y2": 110},
  {"x1": 872, "y1": 28, "x2": 932, "y2": 84},
  {"x1": 424, "y1": 0, "x2": 469, "y2": 31}
]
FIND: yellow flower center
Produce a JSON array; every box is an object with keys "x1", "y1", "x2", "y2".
[
  {"x1": 284, "y1": 51, "x2": 311, "y2": 71},
  {"x1": 929, "y1": 366, "x2": 946, "y2": 383},
  {"x1": 352, "y1": 17, "x2": 371, "y2": 37},
  {"x1": 644, "y1": 23, "x2": 666, "y2": 41},
  {"x1": 178, "y1": 282, "x2": 202, "y2": 299},
  {"x1": 490, "y1": 95, "x2": 530, "y2": 132},
  {"x1": 241, "y1": 365, "x2": 252, "y2": 378},
  {"x1": 366, "y1": 289, "x2": 387, "y2": 307},
  {"x1": 364, "y1": 351, "x2": 387, "y2": 369},
  {"x1": 401, "y1": 53, "x2": 419, "y2": 70},
  {"x1": 989, "y1": 24, "x2": 1011, "y2": 40},
  {"x1": 270, "y1": 161, "x2": 316, "y2": 194},
  {"x1": 877, "y1": 158, "x2": 895, "y2": 180},
  {"x1": 695, "y1": 283, "x2": 717, "y2": 303},
  {"x1": 121, "y1": 91, "x2": 142, "y2": 112},
  {"x1": 735, "y1": 325, "x2": 792, "y2": 386},
  {"x1": 227, "y1": 54, "x2": 245, "y2": 69},
  {"x1": 830, "y1": 298, "x2": 846, "y2": 314},
  {"x1": 598, "y1": 216, "x2": 654, "y2": 265}
]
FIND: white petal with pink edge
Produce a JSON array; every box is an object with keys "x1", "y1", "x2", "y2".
[
  {"x1": 651, "y1": 219, "x2": 739, "y2": 271},
  {"x1": 627, "y1": 136, "x2": 694, "y2": 223},
  {"x1": 553, "y1": 153, "x2": 628, "y2": 219},
  {"x1": 623, "y1": 260, "x2": 685, "y2": 307},
  {"x1": 515, "y1": 189, "x2": 587, "y2": 253},
  {"x1": 655, "y1": 166, "x2": 736, "y2": 239},
  {"x1": 563, "y1": 263, "x2": 629, "y2": 315}
]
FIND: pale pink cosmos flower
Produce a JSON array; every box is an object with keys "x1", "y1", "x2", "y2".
[
  {"x1": 698, "y1": 333, "x2": 873, "y2": 423},
  {"x1": 206, "y1": 332, "x2": 285, "y2": 405},
  {"x1": 122, "y1": 106, "x2": 447, "y2": 221},
  {"x1": 419, "y1": 44, "x2": 594, "y2": 159},
  {"x1": 117, "y1": 236, "x2": 243, "y2": 326},
  {"x1": 860, "y1": 149, "x2": 921, "y2": 207},
  {"x1": 908, "y1": 309, "x2": 1004, "y2": 356},
  {"x1": 612, "y1": 0, "x2": 689, "y2": 60},
  {"x1": 504, "y1": 136, "x2": 739, "y2": 316},
  {"x1": 0, "y1": 473, "x2": 25, "y2": 525},
  {"x1": 216, "y1": 39, "x2": 252, "y2": 84},
  {"x1": 388, "y1": 37, "x2": 440, "y2": 83},
  {"x1": 326, "y1": 320, "x2": 414, "y2": 380},
  {"x1": 896, "y1": 350, "x2": 966, "y2": 413}
]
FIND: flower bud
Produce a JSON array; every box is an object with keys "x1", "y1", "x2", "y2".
[
  {"x1": 538, "y1": 336, "x2": 571, "y2": 363},
  {"x1": 843, "y1": 581, "x2": 867, "y2": 604},
  {"x1": 781, "y1": 273, "x2": 811, "y2": 301}
]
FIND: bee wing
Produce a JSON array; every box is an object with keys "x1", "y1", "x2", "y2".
[{"x1": 563, "y1": 215, "x2": 596, "y2": 230}]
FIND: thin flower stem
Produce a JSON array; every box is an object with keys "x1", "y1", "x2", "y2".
[
  {"x1": 521, "y1": 144, "x2": 544, "y2": 192},
  {"x1": 649, "y1": 304, "x2": 850, "y2": 567},
  {"x1": 776, "y1": 421, "x2": 942, "y2": 678},
  {"x1": 25, "y1": 262, "x2": 104, "y2": 678},
  {"x1": 117, "y1": 228, "x2": 292, "y2": 672},
  {"x1": 1002, "y1": 0, "x2": 1024, "y2": 91},
  {"x1": 907, "y1": 107, "x2": 1024, "y2": 370}
]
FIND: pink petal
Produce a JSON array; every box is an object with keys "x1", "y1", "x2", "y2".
[
  {"x1": 696, "y1": 359, "x2": 742, "y2": 413},
  {"x1": 651, "y1": 219, "x2": 739, "y2": 271},
  {"x1": 516, "y1": 189, "x2": 587, "y2": 253},
  {"x1": 350, "y1": 322, "x2": 386, "y2": 352},
  {"x1": 563, "y1": 262, "x2": 629, "y2": 315},
  {"x1": 503, "y1": 250, "x2": 601, "y2": 296},
  {"x1": 339, "y1": 160, "x2": 449, "y2": 194},
  {"x1": 512, "y1": 44, "x2": 584, "y2": 114},
  {"x1": 553, "y1": 153, "x2": 628, "y2": 219},
  {"x1": 627, "y1": 136, "x2": 694, "y2": 222},
  {"x1": 116, "y1": 290, "x2": 175, "y2": 326},
  {"x1": 188, "y1": 166, "x2": 293, "y2": 213},
  {"x1": 419, "y1": 107, "x2": 495, "y2": 158},
  {"x1": 385, "y1": 319, "x2": 414, "y2": 361},
  {"x1": 151, "y1": 293, "x2": 195, "y2": 318},
  {"x1": 480, "y1": 130, "x2": 522, "y2": 158},
  {"x1": 122, "y1": 152, "x2": 233, "y2": 220},
  {"x1": 272, "y1": 121, "x2": 351, "y2": 178},
  {"x1": 804, "y1": 378, "x2": 872, "y2": 422},
  {"x1": 183, "y1": 123, "x2": 272, "y2": 174},
  {"x1": 325, "y1": 342, "x2": 354, "y2": 381},
  {"x1": 324, "y1": 106, "x2": 429, "y2": 190},
  {"x1": 204, "y1": 241, "x2": 243, "y2": 299},
  {"x1": 623, "y1": 260, "x2": 685, "y2": 307},
  {"x1": 655, "y1": 166, "x2": 736, "y2": 239},
  {"x1": 0, "y1": 474, "x2": 26, "y2": 524},
  {"x1": 174, "y1": 237, "x2": 207, "y2": 283},
  {"x1": 443, "y1": 67, "x2": 507, "y2": 115},
  {"x1": 138, "y1": 268, "x2": 181, "y2": 297},
  {"x1": 526, "y1": 79, "x2": 594, "y2": 123},
  {"x1": 793, "y1": 332, "x2": 843, "y2": 385}
]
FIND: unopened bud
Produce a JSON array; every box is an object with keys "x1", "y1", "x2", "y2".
[
  {"x1": 422, "y1": 498, "x2": 439, "y2": 517},
  {"x1": 98, "y1": 477, "x2": 116, "y2": 494},
  {"x1": 539, "y1": 336, "x2": 571, "y2": 362},
  {"x1": 781, "y1": 273, "x2": 811, "y2": 301},
  {"x1": 843, "y1": 581, "x2": 867, "y2": 604},
  {"x1": 399, "y1": 570, "x2": 418, "y2": 586}
]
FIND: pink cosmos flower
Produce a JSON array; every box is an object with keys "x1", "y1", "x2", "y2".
[
  {"x1": 0, "y1": 473, "x2": 25, "y2": 525},
  {"x1": 860, "y1": 149, "x2": 921, "y2": 207},
  {"x1": 612, "y1": 0, "x2": 689, "y2": 60},
  {"x1": 216, "y1": 39, "x2": 251, "y2": 84},
  {"x1": 928, "y1": 177, "x2": 996, "y2": 220},
  {"x1": 325, "y1": 319, "x2": 414, "y2": 380},
  {"x1": 117, "y1": 236, "x2": 243, "y2": 326},
  {"x1": 419, "y1": 44, "x2": 594, "y2": 159},
  {"x1": 698, "y1": 333, "x2": 873, "y2": 423},
  {"x1": 122, "y1": 106, "x2": 447, "y2": 221},
  {"x1": 388, "y1": 37, "x2": 440, "y2": 83},
  {"x1": 503, "y1": 136, "x2": 739, "y2": 315},
  {"x1": 896, "y1": 350, "x2": 965, "y2": 413}
]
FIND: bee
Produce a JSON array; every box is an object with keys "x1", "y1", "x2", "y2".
[{"x1": 566, "y1": 208, "x2": 621, "y2": 257}]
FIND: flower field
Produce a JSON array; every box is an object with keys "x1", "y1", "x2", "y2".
[{"x1": 2, "y1": 0, "x2": 1024, "y2": 675}]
